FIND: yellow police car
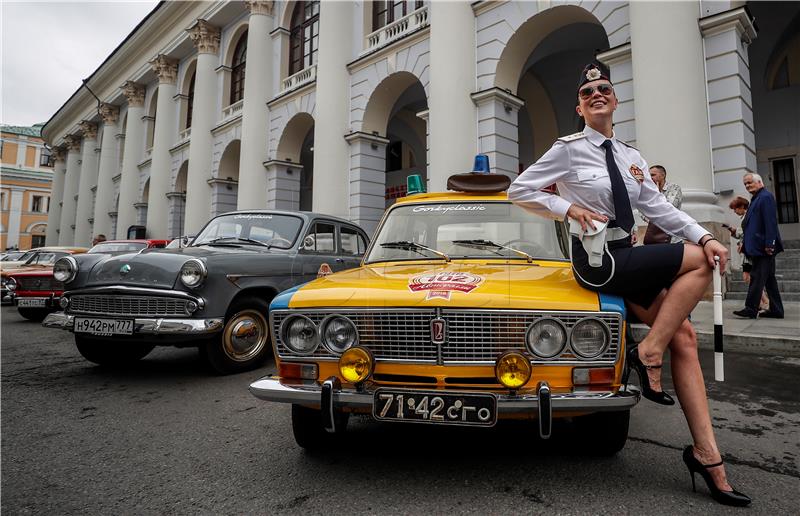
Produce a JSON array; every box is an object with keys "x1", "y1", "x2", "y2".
[{"x1": 250, "y1": 158, "x2": 639, "y2": 453}]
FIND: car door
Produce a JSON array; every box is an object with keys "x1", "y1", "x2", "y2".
[
  {"x1": 338, "y1": 224, "x2": 368, "y2": 270},
  {"x1": 298, "y1": 220, "x2": 341, "y2": 281}
]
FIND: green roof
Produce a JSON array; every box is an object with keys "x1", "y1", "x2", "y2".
[
  {"x1": 1, "y1": 123, "x2": 44, "y2": 138},
  {"x1": 0, "y1": 165, "x2": 53, "y2": 183}
]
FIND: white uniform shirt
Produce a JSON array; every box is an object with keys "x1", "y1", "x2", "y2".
[{"x1": 507, "y1": 125, "x2": 710, "y2": 244}]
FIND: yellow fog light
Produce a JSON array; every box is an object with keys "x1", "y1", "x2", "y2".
[
  {"x1": 495, "y1": 352, "x2": 532, "y2": 389},
  {"x1": 338, "y1": 347, "x2": 374, "y2": 384}
]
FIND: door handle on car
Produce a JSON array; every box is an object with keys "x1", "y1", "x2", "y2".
[{"x1": 335, "y1": 258, "x2": 344, "y2": 263}]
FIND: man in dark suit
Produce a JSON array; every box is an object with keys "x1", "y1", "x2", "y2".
[{"x1": 734, "y1": 173, "x2": 784, "y2": 319}]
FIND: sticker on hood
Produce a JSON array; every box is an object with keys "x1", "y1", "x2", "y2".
[{"x1": 408, "y1": 271, "x2": 483, "y2": 300}]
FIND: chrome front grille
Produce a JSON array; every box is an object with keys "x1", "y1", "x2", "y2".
[
  {"x1": 17, "y1": 277, "x2": 63, "y2": 291},
  {"x1": 68, "y1": 294, "x2": 190, "y2": 317},
  {"x1": 273, "y1": 309, "x2": 621, "y2": 364}
]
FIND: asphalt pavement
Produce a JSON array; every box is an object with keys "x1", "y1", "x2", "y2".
[{"x1": 1, "y1": 306, "x2": 798, "y2": 514}]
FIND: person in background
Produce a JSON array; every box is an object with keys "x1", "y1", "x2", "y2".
[
  {"x1": 92, "y1": 234, "x2": 107, "y2": 246},
  {"x1": 643, "y1": 165, "x2": 683, "y2": 245},
  {"x1": 733, "y1": 173, "x2": 784, "y2": 319},
  {"x1": 726, "y1": 197, "x2": 769, "y2": 312}
]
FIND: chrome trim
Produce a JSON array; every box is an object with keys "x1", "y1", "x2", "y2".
[
  {"x1": 53, "y1": 255, "x2": 78, "y2": 283},
  {"x1": 537, "y1": 381, "x2": 552, "y2": 439},
  {"x1": 318, "y1": 314, "x2": 359, "y2": 354},
  {"x1": 569, "y1": 317, "x2": 611, "y2": 359},
  {"x1": 526, "y1": 318, "x2": 568, "y2": 358},
  {"x1": 279, "y1": 314, "x2": 320, "y2": 355},
  {"x1": 249, "y1": 376, "x2": 640, "y2": 413},
  {"x1": 321, "y1": 376, "x2": 340, "y2": 433},
  {"x1": 42, "y1": 312, "x2": 223, "y2": 334},
  {"x1": 65, "y1": 285, "x2": 202, "y2": 301}
]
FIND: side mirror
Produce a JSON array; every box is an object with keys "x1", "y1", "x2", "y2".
[{"x1": 302, "y1": 235, "x2": 315, "y2": 250}]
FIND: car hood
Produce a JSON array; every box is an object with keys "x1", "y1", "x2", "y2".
[
  {"x1": 1, "y1": 264, "x2": 52, "y2": 277},
  {"x1": 280, "y1": 260, "x2": 600, "y2": 311}
]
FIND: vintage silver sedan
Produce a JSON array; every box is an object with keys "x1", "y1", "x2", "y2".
[{"x1": 43, "y1": 210, "x2": 369, "y2": 374}]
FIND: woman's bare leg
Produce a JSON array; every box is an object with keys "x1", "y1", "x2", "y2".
[{"x1": 628, "y1": 296, "x2": 733, "y2": 491}]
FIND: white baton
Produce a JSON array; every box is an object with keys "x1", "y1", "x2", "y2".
[{"x1": 713, "y1": 256, "x2": 724, "y2": 382}]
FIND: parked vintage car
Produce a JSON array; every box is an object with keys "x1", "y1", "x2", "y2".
[
  {"x1": 43, "y1": 211, "x2": 370, "y2": 374},
  {"x1": 1, "y1": 247, "x2": 88, "y2": 304},
  {"x1": 8, "y1": 240, "x2": 169, "y2": 320},
  {"x1": 249, "y1": 168, "x2": 640, "y2": 453}
]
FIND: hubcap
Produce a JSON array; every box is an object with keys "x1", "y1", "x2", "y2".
[{"x1": 222, "y1": 309, "x2": 268, "y2": 362}]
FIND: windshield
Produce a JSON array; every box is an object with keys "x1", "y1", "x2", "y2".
[
  {"x1": 18, "y1": 251, "x2": 36, "y2": 263},
  {"x1": 366, "y1": 201, "x2": 569, "y2": 263},
  {"x1": 25, "y1": 252, "x2": 67, "y2": 266},
  {"x1": 2, "y1": 252, "x2": 24, "y2": 261},
  {"x1": 89, "y1": 242, "x2": 148, "y2": 254},
  {"x1": 193, "y1": 213, "x2": 303, "y2": 249}
]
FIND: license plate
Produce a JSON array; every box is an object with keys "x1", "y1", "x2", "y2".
[
  {"x1": 17, "y1": 297, "x2": 47, "y2": 307},
  {"x1": 373, "y1": 389, "x2": 497, "y2": 426},
  {"x1": 73, "y1": 317, "x2": 134, "y2": 336}
]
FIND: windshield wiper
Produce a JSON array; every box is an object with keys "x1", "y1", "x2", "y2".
[
  {"x1": 195, "y1": 237, "x2": 270, "y2": 248},
  {"x1": 380, "y1": 241, "x2": 450, "y2": 262},
  {"x1": 451, "y1": 239, "x2": 534, "y2": 263}
]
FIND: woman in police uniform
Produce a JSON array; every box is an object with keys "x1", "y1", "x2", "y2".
[{"x1": 508, "y1": 64, "x2": 750, "y2": 507}]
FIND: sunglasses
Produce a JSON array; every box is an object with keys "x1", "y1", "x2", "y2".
[{"x1": 579, "y1": 84, "x2": 614, "y2": 99}]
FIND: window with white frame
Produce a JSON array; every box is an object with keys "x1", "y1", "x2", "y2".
[
  {"x1": 289, "y1": 1, "x2": 319, "y2": 75},
  {"x1": 31, "y1": 195, "x2": 46, "y2": 213}
]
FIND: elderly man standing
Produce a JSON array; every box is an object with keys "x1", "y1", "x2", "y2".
[{"x1": 733, "y1": 173, "x2": 784, "y2": 319}]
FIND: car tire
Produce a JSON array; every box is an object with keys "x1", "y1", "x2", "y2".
[
  {"x1": 203, "y1": 296, "x2": 271, "y2": 375},
  {"x1": 291, "y1": 404, "x2": 350, "y2": 451},
  {"x1": 74, "y1": 335, "x2": 155, "y2": 366},
  {"x1": 573, "y1": 410, "x2": 630, "y2": 456},
  {"x1": 17, "y1": 307, "x2": 50, "y2": 322}
]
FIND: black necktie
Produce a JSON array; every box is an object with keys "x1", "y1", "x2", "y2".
[{"x1": 601, "y1": 139, "x2": 634, "y2": 233}]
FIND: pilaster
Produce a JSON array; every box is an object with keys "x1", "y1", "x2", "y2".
[
  {"x1": 117, "y1": 81, "x2": 146, "y2": 238},
  {"x1": 147, "y1": 55, "x2": 179, "y2": 237},
  {"x1": 92, "y1": 103, "x2": 120, "y2": 238},
  {"x1": 345, "y1": 132, "x2": 390, "y2": 236},
  {"x1": 74, "y1": 121, "x2": 99, "y2": 246},
  {"x1": 471, "y1": 88, "x2": 525, "y2": 180},
  {"x1": 45, "y1": 147, "x2": 67, "y2": 245},
  {"x1": 263, "y1": 160, "x2": 301, "y2": 210},
  {"x1": 58, "y1": 135, "x2": 82, "y2": 245}
]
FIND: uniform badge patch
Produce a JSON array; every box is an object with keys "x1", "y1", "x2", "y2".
[{"x1": 629, "y1": 165, "x2": 645, "y2": 183}]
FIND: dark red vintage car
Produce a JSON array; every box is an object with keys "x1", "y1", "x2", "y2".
[{"x1": 8, "y1": 240, "x2": 168, "y2": 321}]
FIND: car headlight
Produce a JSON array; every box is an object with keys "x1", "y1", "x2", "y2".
[
  {"x1": 526, "y1": 318, "x2": 567, "y2": 358},
  {"x1": 280, "y1": 315, "x2": 319, "y2": 355},
  {"x1": 320, "y1": 315, "x2": 358, "y2": 354},
  {"x1": 495, "y1": 351, "x2": 532, "y2": 389},
  {"x1": 338, "y1": 346, "x2": 374, "y2": 384},
  {"x1": 570, "y1": 318, "x2": 609, "y2": 358},
  {"x1": 179, "y1": 259, "x2": 206, "y2": 288},
  {"x1": 53, "y1": 256, "x2": 78, "y2": 283},
  {"x1": 5, "y1": 277, "x2": 17, "y2": 291}
]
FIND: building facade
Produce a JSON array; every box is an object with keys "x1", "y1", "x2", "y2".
[
  {"x1": 42, "y1": 0, "x2": 800, "y2": 246},
  {"x1": 1, "y1": 124, "x2": 54, "y2": 250}
]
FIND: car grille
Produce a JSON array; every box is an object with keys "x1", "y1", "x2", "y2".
[
  {"x1": 17, "y1": 277, "x2": 63, "y2": 291},
  {"x1": 68, "y1": 294, "x2": 190, "y2": 317},
  {"x1": 273, "y1": 309, "x2": 621, "y2": 364}
]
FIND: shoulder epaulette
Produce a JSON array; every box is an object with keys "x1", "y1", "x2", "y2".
[
  {"x1": 558, "y1": 132, "x2": 586, "y2": 143},
  {"x1": 618, "y1": 140, "x2": 639, "y2": 151}
]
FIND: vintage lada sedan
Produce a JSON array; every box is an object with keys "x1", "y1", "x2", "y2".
[
  {"x1": 250, "y1": 172, "x2": 640, "y2": 453},
  {"x1": 42, "y1": 211, "x2": 369, "y2": 374}
]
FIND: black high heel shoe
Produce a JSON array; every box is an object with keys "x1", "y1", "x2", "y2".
[
  {"x1": 626, "y1": 346, "x2": 675, "y2": 405},
  {"x1": 682, "y1": 446, "x2": 752, "y2": 507}
]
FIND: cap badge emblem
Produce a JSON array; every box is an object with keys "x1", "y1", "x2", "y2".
[
  {"x1": 629, "y1": 165, "x2": 645, "y2": 183},
  {"x1": 120, "y1": 264, "x2": 132, "y2": 275},
  {"x1": 586, "y1": 67, "x2": 602, "y2": 81}
]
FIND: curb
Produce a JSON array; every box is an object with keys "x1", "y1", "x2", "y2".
[{"x1": 629, "y1": 325, "x2": 800, "y2": 358}]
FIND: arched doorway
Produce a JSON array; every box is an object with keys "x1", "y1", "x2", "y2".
[
  {"x1": 213, "y1": 140, "x2": 240, "y2": 216},
  {"x1": 136, "y1": 178, "x2": 150, "y2": 226},
  {"x1": 168, "y1": 161, "x2": 188, "y2": 237},
  {"x1": 272, "y1": 112, "x2": 314, "y2": 211}
]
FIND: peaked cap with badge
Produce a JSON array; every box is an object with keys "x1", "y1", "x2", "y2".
[{"x1": 577, "y1": 63, "x2": 612, "y2": 91}]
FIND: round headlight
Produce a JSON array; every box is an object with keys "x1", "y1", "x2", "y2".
[
  {"x1": 338, "y1": 346, "x2": 373, "y2": 384},
  {"x1": 179, "y1": 259, "x2": 206, "y2": 288},
  {"x1": 495, "y1": 351, "x2": 532, "y2": 389},
  {"x1": 6, "y1": 277, "x2": 17, "y2": 291},
  {"x1": 320, "y1": 315, "x2": 358, "y2": 354},
  {"x1": 570, "y1": 318, "x2": 609, "y2": 358},
  {"x1": 280, "y1": 315, "x2": 319, "y2": 355},
  {"x1": 526, "y1": 318, "x2": 567, "y2": 358},
  {"x1": 53, "y1": 256, "x2": 78, "y2": 283}
]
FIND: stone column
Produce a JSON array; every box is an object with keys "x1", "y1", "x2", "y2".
[
  {"x1": 74, "y1": 121, "x2": 99, "y2": 246},
  {"x1": 264, "y1": 159, "x2": 301, "y2": 210},
  {"x1": 345, "y1": 132, "x2": 389, "y2": 236},
  {"x1": 166, "y1": 192, "x2": 187, "y2": 237},
  {"x1": 596, "y1": 44, "x2": 637, "y2": 145},
  {"x1": 116, "y1": 81, "x2": 146, "y2": 238},
  {"x1": 184, "y1": 20, "x2": 220, "y2": 235},
  {"x1": 237, "y1": 1, "x2": 274, "y2": 209},
  {"x1": 6, "y1": 187, "x2": 25, "y2": 248},
  {"x1": 471, "y1": 88, "x2": 524, "y2": 180},
  {"x1": 58, "y1": 135, "x2": 82, "y2": 245},
  {"x1": 45, "y1": 147, "x2": 66, "y2": 245},
  {"x1": 629, "y1": 1, "x2": 721, "y2": 224},
  {"x1": 147, "y1": 55, "x2": 179, "y2": 238},
  {"x1": 313, "y1": 0, "x2": 352, "y2": 219},
  {"x1": 91, "y1": 103, "x2": 120, "y2": 239},
  {"x1": 428, "y1": 0, "x2": 476, "y2": 191}
]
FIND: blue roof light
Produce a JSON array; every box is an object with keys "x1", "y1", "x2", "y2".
[{"x1": 472, "y1": 154, "x2": 491, "y2": 174}]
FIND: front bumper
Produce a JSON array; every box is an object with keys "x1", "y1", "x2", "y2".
[
  {"x1": 249, "y1": 375, "x2": 640, "y2": 438},
  {"x1": 42, "y1": 312, "x2": 224, "y2": 335}
]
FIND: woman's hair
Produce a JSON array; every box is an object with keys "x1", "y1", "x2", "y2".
[{"x1": 729, "y1": 196, "x2": 750, "y2": 210}]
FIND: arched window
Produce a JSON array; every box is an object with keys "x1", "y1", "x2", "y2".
[
  {"x1": 289, "y1": 1, "x2": 319, "y2": 75},
  {"x1": 373, "y1": 1, "x2": 423, "y2": 31},
  {"x1": 186, "y1": 72, "x2": 196, "y2": 128},
  {"x1": 230, "y1": 32, "x2": 247, "y2": 104}
]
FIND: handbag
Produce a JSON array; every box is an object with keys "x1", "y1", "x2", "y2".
[{"x1": 643, "y1": 222, "x2": 671, "y2": 245}]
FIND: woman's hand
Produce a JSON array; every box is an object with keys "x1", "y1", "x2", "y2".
[
  {"x1": 566, "y1": 204, "x2": 608, "y2": 232},
  {"x1": 700, "y1": 236, "x2": 729, "y2": 274}
]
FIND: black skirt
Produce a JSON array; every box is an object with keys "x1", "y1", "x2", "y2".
[{"x1": 571, "y1": 236, "x2": 684, "y2": 309}]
